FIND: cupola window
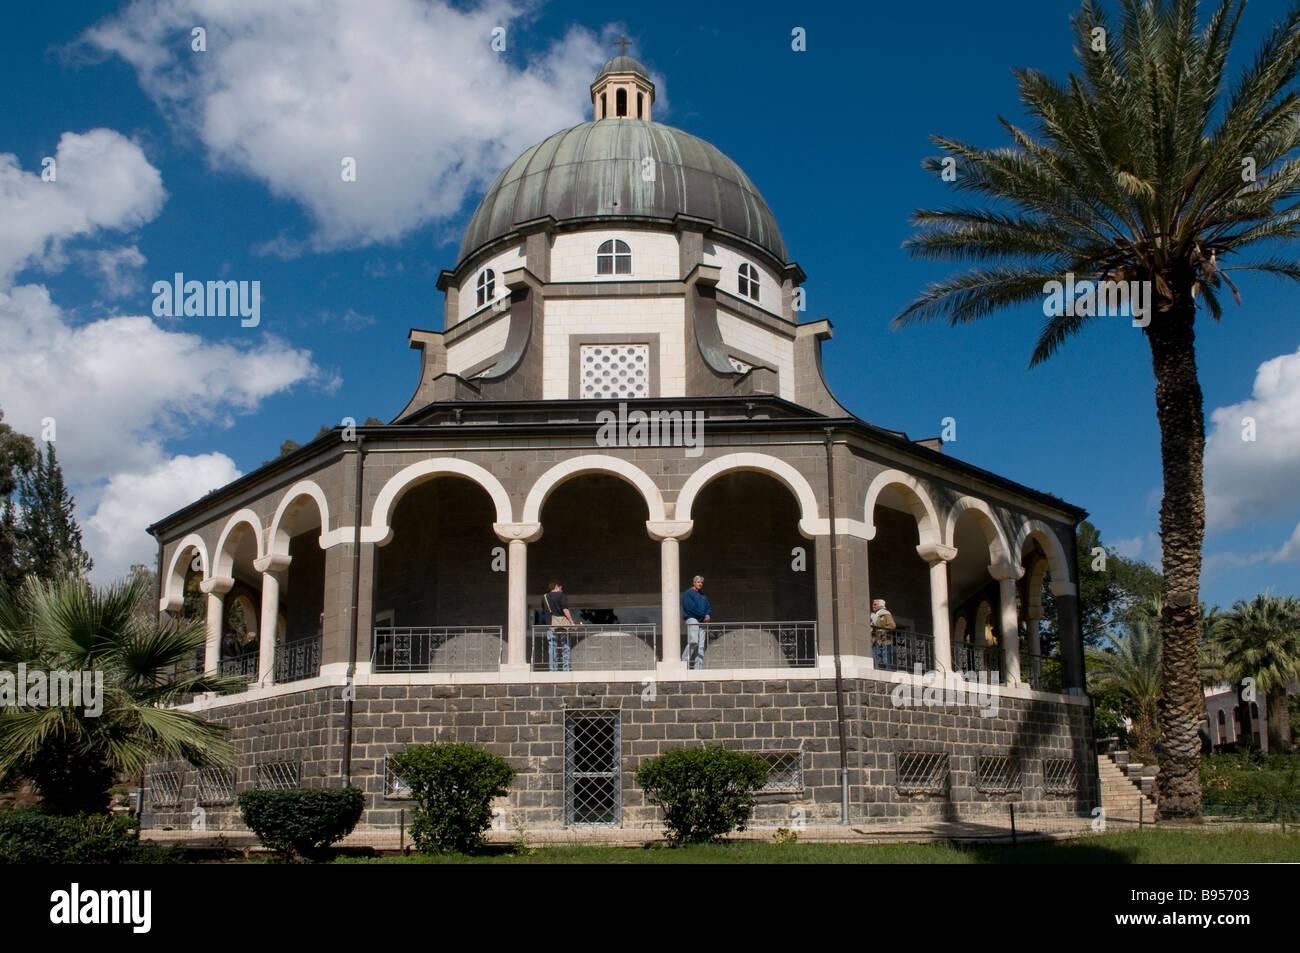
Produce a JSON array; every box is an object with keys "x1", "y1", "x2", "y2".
[
  {"x1": 616, "y1": 88, "x2": 627, "y2": 117},
  {"x1": 597, "y1": 239, "x2": 632, "y2": 275},
  {"x1": 476, "y1": 268, "x2": 495, "y2": 307},
  {"x1": 738, "y1": 262, "x2": 760, "y2": 301}
]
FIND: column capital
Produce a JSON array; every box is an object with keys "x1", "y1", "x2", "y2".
[
  {"x1": 1050, "y1": 580, "x2": 1078, "y2": 597},
  {"x1": 254, "y1": 552, "x2": 292, "y2": 574},
  {"x1": 988, "y1": 561, "x2": 1024, "y2": 582},
  {"x1": 646, "y1": 520, "x2": 693, "y2": 541},
  {"x1": 199, "y1": 576, "x2": 234, "y2": 596},
  {"x1": 916, "y1": 543, "x2": 957, "y2": 565},
  {"x1": 494, "y1": 522, "x2": 542, "y2": 543}
]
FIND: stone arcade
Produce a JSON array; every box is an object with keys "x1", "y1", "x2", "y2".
[{"x1": 144, "y1": 55, "x2": 1096, "y2": 832}]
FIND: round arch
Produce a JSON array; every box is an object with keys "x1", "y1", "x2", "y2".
[
  {"x1": 521, "y1": 455, "x2": 666, "y2": 524},
  {"x1": 944, "y1": 496, "x2": 1012, "y2": 565},
  {"x1": 1014, "y1": 520, "x2": 1070, "y2": 582},
  {"x1": 369, "y1": 458, "x2": 513, "y2": 545},
  {"x1": 213, "y1": 510, "x2": 265, "y2": 578},
  {"x1": 160, "y1": 534, "x2": 209, "y2": 613},
  {"x1": 674, "y1": 453, "x2": 820, "y2": 534},
  {"x1": 862, "y1": 469, "x2": 941, "y2": 546},
  {"x1": 268, "y1": 480, "x2": 330, "y2": 556}
]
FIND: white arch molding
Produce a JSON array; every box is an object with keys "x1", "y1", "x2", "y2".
[
  {"x1": 521, "y1": 455, "x2": 667, "y2": 524},
  {"x1": 1014, "y1": 520, "x2": 1071, "y2": 584},
  {"x1": 213, "y1": 509, "x2": 265, "y2": 578},
  {"x1": 861, "y1": 469, "x2": 941, "y2": 545},
  {"x1": 268, "y1": 480, "x2": 331, "y2": 555},
  {"x1": 160, "y1": 533, "x2": 209, "y2": 613},
  {"x1": 368, "y1": 458, "x2": 514, "y2": 546},
  {"x1": 943, "y1": 495, "x2": 1013, "y2": 565},
  {"x1": 674, "y1": 452, "x2": 822, "y2": 537}
]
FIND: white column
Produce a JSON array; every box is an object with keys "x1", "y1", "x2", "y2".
[
  {"x1": 916, "y1": 544, "x2": 956, "y2": 674},
  {"x1": 989, "y1": 561, "x2": 1025, "y2": 685},
  {"x1": 254, "y1": 553, "x2": 291, "y2": 685},
  {"x1": 648, "y1": 521, "x2": 693, "y2": 675},
  {"x1": 1025, "y1": 611, "x2": 1043, "y2": 684},
  {"x1": 494, "y1": 523, "x2": 542, "y2": 673},
  {"x1": 199, "y1": 576, "x2": 234, "y2": 674}
]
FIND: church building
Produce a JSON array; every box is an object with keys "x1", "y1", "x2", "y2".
[{"x1": 144, "y1": 54, "x2": 1096, "y2": 831}]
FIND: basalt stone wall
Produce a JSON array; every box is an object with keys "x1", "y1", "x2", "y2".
[{"x1": 142, "y1": 677, "x2": 1095, "y2": 833}]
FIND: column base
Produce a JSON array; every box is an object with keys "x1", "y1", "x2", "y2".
[
  {"x1": 499, "y1": 663, "x2": 533, "y2": 678},
  {"x1": 656, "y1": 660, "x2": 689, "y2": 677}
]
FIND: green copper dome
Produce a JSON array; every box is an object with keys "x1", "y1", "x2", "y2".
[{"x1": 457, "y1": 119, "x2": 789, "y2": 267}]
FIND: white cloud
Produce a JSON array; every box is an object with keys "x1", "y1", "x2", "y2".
[
  {"x1": 82, "y1": 244, "x2": 148, "y2": 297},
  {"x1": 1271, "y1": 522, "x2": 1300, "y2": 563},
  {"x1": 84, "y1": 452, "x2": 243, "y2": 581},
  {"x1": 0, "y1": 130, "x2": 165, "y2": 284},
  {"x1": 86, "y1": 0, "x2": 617, "y2": 250},
  {"x1": 1204, "y1": 346, "x2": 1300, "y2": 530}
]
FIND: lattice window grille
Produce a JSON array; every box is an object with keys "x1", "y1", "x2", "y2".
[
  {"x1": 896, "y1": 752, "x2": 949, "y2": 794},
  {"x1": 256, "y1": 760, "x2": 301, "y2": 790},
  {"x1": 566, "y1": 710, "x2": 621, "y2": 826},
  {"x1": 151, "y1": 771, "x2": 184, "y2": 807},
  {"x1": 580, "y1": 345, "x2": 648, "y2": 399},
  {"x1": 384, "y1": 758, "x2": 412, "y2": 799},
  {"x1": 1042, "y1": 758, "x2": 1079, "y2": 795},
  {"x1": 976, "y1": 756, "x2": 1022, "y2": 794},
  {"x1": 197, "y1": 767, "x2": 237, "y2": 805},
  {"x1": 754, "y1": 750, "x2": 803, "y2": 794}
]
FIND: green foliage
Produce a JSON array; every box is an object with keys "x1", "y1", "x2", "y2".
[
  {"x1": 238, "y1": 787, "x2": 365, "y2": 861},
  {"x1": 390, "y1": 742, "x2": 515, "y2": 854},
  {"x1": 0, "y1": 810, "x2": 179, "y2": 864},
  {"x1": 1212, "y1": 594, "x2": 1300, "y2": 751},
  {"x1": 16, "y1": 444, "x2": 92, "y2": 581},
  {"x1": 1087, "y1": 618, "x2": 1162, "y2": 761},
  {"x1": 1042, "y1": 521, "x2": 1163, "y2": 647},
  {"x1": 1201, "y1": 754, "x2": 1300, "y2": 821},
  {"x1": 635, "y1": 747, "x2": 769, "y2": 844},
  {"x1": 0, "y1": 574, "x2": 239, "y2": 814}
]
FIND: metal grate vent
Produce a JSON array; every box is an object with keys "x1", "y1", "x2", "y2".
[
  {"x1": 197, "y1": 767, "x2": 237, "y2": 805},
  {"x1": 754, "y1": 750, "x2": 803, "y2": 794},
  {"x1": 566, "y1": 710, "x2": 621, "y2": 826},
  {"x1": 896, "y1": 752, "x2": 949, "y2": 794},
  {"x1": 150, "y1": 770, "x2": 184, "y2": 807},
  {"x1": 1042, "y1": 758, "x2": 1079, "y2": 795},
  {"x1": 256, "y1": 760, "x2": 301, "y2": 790},
  {"x1": 384, "y1": 758, "x2": 412, "y2": 799},
  {"x1": 976, "y1": 756, "x2": 1022, "y2": 794}
]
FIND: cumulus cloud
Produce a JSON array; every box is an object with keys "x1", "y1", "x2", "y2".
[
  {"x1": 81, "y1": 244, "x2": 148, "y2": 298},
  {"x1": 85, "y1": 0, "x2": 616, "y2": 250},
  {"x1": 1204, "y1": 346, "x2": 1300, "y2": 531},
  {"x1": 84, "y1": 452, "x2": 243, "y2": 581},
  {"x1": 0, "y1": 129, "x2": 165, "y2": 284}
]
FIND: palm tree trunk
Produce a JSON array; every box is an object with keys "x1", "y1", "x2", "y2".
[
  {"x1": 1147, "y1": 282, "x2": 1205, "y2": 820},
  {"x1": 1268, "y1": 686, "x2": 1292, "y2": 753}
]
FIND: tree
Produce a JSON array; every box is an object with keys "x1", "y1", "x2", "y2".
[
  {"x1": 1087, "y1": 618, "x2": 1163, "y2": 762},
  {"x1": 893, "y1": 0, "x2": 1300, "y2": 818},
  {"x1": 16, "y1": 444, "x2": 92, "y2": 582},
  {"x1": 1050, "y1": 520, "x2": 1164, "y2": 645},
  {"x1": 0, "y1": 574, "x2": 238, "y2": 814},
  {"x1": 0, "y1": 410, "x2": 37, "y2": 593},
  {"x1": 1211, "y1": 593, "x2": 1300, "y2": 753}
]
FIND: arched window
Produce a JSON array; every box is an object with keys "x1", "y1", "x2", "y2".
[
  {"x1": 738, "y1": 262, "x2": 760, "y2": 301},
  {"x1": 600, "y1": 92, "x2": 607, "y2": 118},
  {"x1": 616, "y1": 88, "x2": 627, "y2": 117},
  {"x1": 476, "y1": 268, "x2": 495, "y2": 307},
  {"x1": 596, "y1": 239, "x2": 632, "y2": 275},
  {"x1": 637, "y1": 92, "x2": 643, "y2": 119}
]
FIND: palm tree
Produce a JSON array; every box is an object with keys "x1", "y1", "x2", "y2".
[
  {"x1": 0, "y1": 574, "x2": 238, "y2": 814},
  {"x1": 893, "y1": 0, "x2": 1300, "y2": 818},
  {"x1": 1212, "y1": 593, "x2": 1300, "y2": 753},
  {"x1": 1088, "y1": 618, "x2": 1163, "y2": 762}
]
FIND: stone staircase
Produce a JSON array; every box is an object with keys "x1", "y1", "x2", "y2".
[{"x1": 1097, "y1": 751, "x2": 1158, "y2": 822}]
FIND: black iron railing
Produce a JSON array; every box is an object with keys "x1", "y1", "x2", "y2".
[
  {"x1": 871, "y1": 627, "x2": 934, "y2": 673},
  {"x1": 275, "y1": 636, "x2": 321, "y2": 683}
]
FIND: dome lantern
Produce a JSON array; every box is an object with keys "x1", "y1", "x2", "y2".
[{"x1": 591, "y1": 40, "x2": 654, "y2": 121}]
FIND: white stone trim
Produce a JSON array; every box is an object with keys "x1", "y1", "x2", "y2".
[
  {"x1": 268, "y1": 480, "x2": 331, "y2": 555},
  {"x1": 674, "y1": 453, "x2": 821, "y2": 536},
  {"x1": 160, "y1": 533, "x2": 209, "y2": 612},
  {"x1": 862, "y1": 469, "x2": 941, "y2": 545},
  {"x1": 213, "y1": 509, "x2": 265, "y2": 577},
  {"x1": 521, "y1": 455, "x2": 667, "y2": 523},
  {"x1": 1015, "y1": 519, "x2": 1071, "y2": 582},
  {"x1": 368, "y1": 458, "x2": 514, "y2": 546},
  {"x1": 943, "y1": 495, "x2": 1012, "y2": 564}
]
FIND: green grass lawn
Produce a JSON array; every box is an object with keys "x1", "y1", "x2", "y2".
[{"x1": 333, "y1": 829, "x2": 1300, "y2": 864}]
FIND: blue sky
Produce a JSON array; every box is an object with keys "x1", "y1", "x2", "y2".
[{"x1": 1, "y1": 0, "x2": 1296, "y2": 608}]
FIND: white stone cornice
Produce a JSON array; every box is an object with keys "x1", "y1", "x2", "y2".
[
  {"x1": 916, "y1": 542, "x2": 958, "y2": 565},
  {"x1": 645, "y1": 520, "x2": 693, "y2": 541},
  {"x1": 199, "y1": 576, "x2": 234, "y2": 596},
  {"x1": 988, "y1": 560, "x2": 1025, "y2": 582},
  {"x1": 494, "y1": 522, "x2": 543, "y2": 543},
  {"x1": 253, "y1": 553, "x2": 292, "y2": 574}
]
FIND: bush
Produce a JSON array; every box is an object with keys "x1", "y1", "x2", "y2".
[
  {"x1": 390, "y1": 743, "x2": 515, "y2": 854},
  {"x1": 238, "y1": 787, "x2": 364, "y2": 862},
  {"x1": 0, "y1": 810, "x2": 179, "y2": 863},
  {"x1": 636, "y1": 747, "x2": 769, "y2": 844}
]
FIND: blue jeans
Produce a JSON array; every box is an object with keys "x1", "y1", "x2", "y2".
[
  {"x1": 546, "y1": 627, "x2": 571, "y2": 672},
  {"x1": 682, "y1": 618, "x2": 705, "y2": 669}
]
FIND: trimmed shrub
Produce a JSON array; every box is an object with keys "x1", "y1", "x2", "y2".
[
  {"x1": 0, "y1": 811, "x2": 179, "y2": 864},
  {"x1": 238, "y1": 787, "x2": 364, "y2": 861},
  {"x1": 390, "y1": 742, "x2": 515, "y2": 854},
  {"x1": 636, "y1": 746, "x2": 769, "y2": 843}
]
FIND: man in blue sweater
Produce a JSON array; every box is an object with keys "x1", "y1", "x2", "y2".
[{"x1": 681, "y1": 575, "x2": 713, "y2": 669}]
